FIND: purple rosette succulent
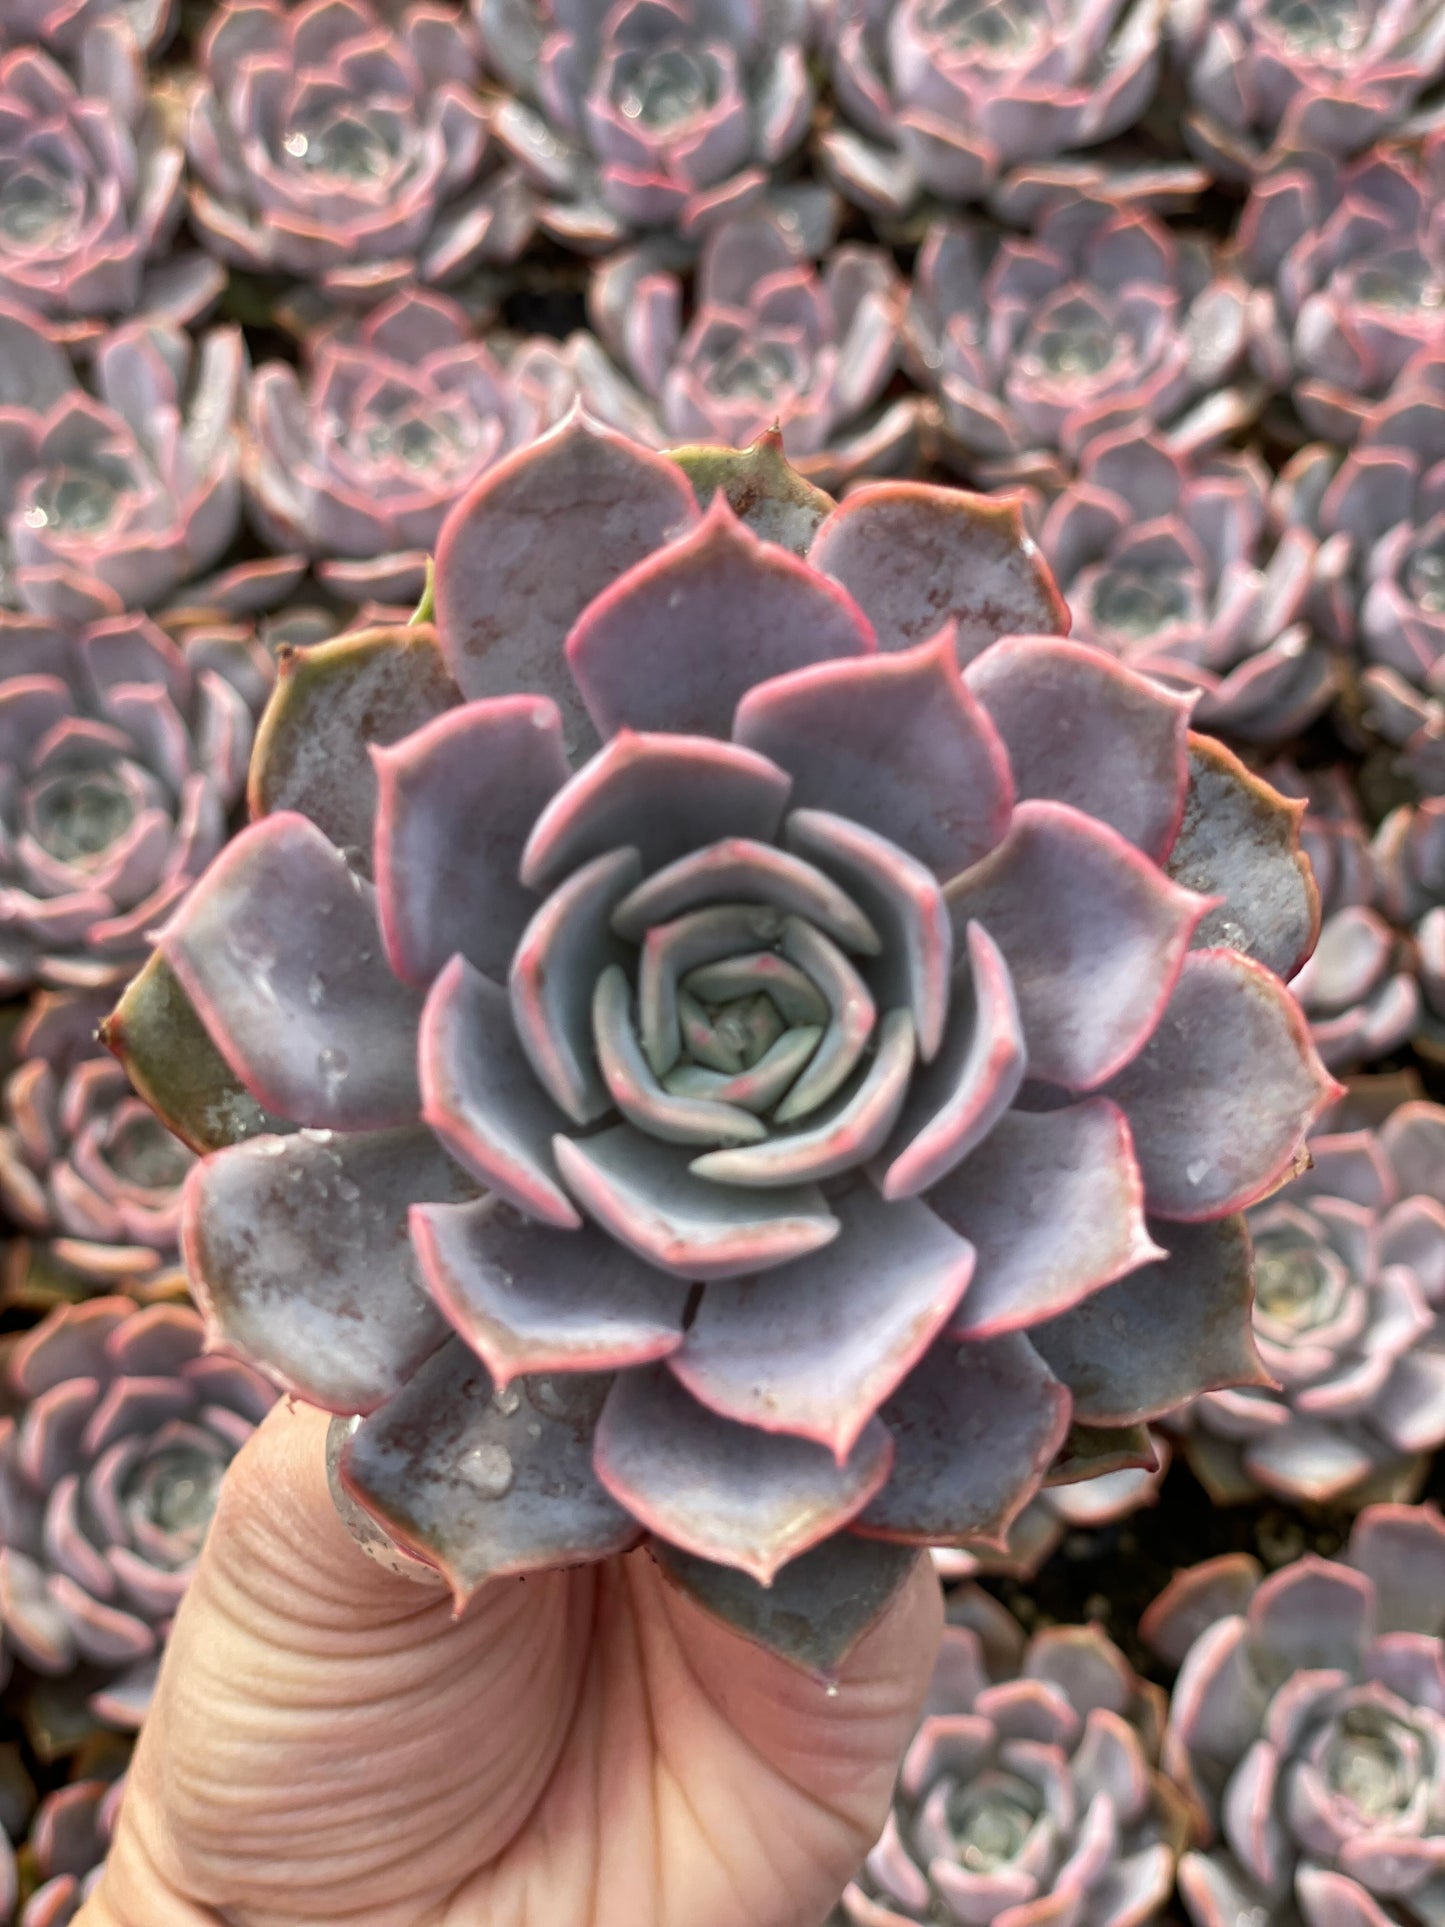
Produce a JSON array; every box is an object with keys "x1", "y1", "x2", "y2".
[
  {"x1": 1238, "y1": 145, "x2": 1445, "y2": 445},
  {"x1": 1273, "y1": 766, "x2": 1420, "y2": 1070},
  {"x1": 0, "y1": 1297, "x2": 275, "y2": 1728},
  {"x1": 905, "y1": 199, "x2": 1252, "y2": 490},
  {"x1": 186, "y1": 0, "x2": 533, "y2": 308},
  {"x1": 815, "y1": 0, "x2": 1166, "y2": 224},
  {"x1": 12, "y1": 1762, "x2": 125, "y2": 1927},
  {"x1": 1169, "y1": 0, "x2": 1445, "y2": 181},
  {"x1": 0, "y1": 0, "x2": 172, "y2": 55},
  {"x1": 0, "y1": 612, "x2": 271, "y2": 996},
  {"x1": 0, "y1": 992, "x2": 194, "y2": 1300},
  {"x1": 838, "y1": 1588, "x2": 1190, "y2": 1926},
  {"x1": 481, "y1": 0, "x2": 814, "y2": 250},
  {"x1": 105, "y1": 420, "x2": 1336, "y2": 1670},
  {"x1": 1144, "y1": 1502, "x2": 1445, "y2": 1927},
  {"x1": 0, "y1": 306, "x2": 243, "y2": 625},
  {"x1": 534, "y1": 208, "x2": 918, "y2": 488},
  {"x1": 1374, "y1": 798, "x2": 1445, "y2": 1058},
  {"x1": 0, "y1": 32, "x2": 222, "y2": 346},
  {"x1": 1040, "y1": 424, "x2": 1337, "y2": 745},
  {"x1": 1169, "y1": 1095, "x2": 1445, "y2": 1505},
  {"x1": 246, "y1": 287, "x2": 546, "y2": 609},
  {"x1": 1271, "y1": 351, "x2": 1445, "y2": 793}
]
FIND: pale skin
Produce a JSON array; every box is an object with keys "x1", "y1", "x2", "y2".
[{"x1": 78, "y1": 1400, "x2": 942, "y2": 1927}]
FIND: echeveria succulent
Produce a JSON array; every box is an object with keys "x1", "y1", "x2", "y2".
[
  {"x1": 0, "y1": 612, "x2": 270, "y2": 995},
  {"x1": 1040, "y1": 424, "x2": 1337, "y2": 744},
  {"x1": 536, "y1": 208, "x2": 918, "y2": 489},
  {"x1": 108, "y1": 420, "x2": 1336, "y2": 1670},
  {"x1": 1169, "y1": 0, "x2": 1445, "y2": 180},
  {"x1": 0, "y1": 1297, "x2": 274, "y2": 1727},
  {"x1": 11, "y1": 1760, "x2": 125, "y2": 1927},
  {"x1": 838, "y1": 1587, "x2": 1190, "y2": 1926},
  {"x1": 1272, "y1": 766, "x2": 1420, "y2": 1070},
  {"x1": 1272, "y1": 351, "x2": 1445, "y2": 793},
  {"x1": 1145, "y1": 1502, "x2": 1445, "y2": 1927},
  {"x1": 1374, "y1": 798, "x2": 1445, "y2": 1058},
  {"x1": 246, "y1": 288, "x2": 545, "y2": 608},
  {"x1": 905, "y1": 199, "x2": 1252, "y2": 489},
  {"x1": 0, "y1": 34, "x2": 220, "y2": 344},
  {"x1": 1238, "y1": 146, "x2": 1445, "y2": 445},
  {"x1": 187, "y1": 0, "x2": 533, "y2": 306},
  {"x1": 0, "y1": 993, "x2": 194, "y2": 1299},
  {"x1": 0, "y1": 306, "x2": 243, "y2": 625},
  {"x1": 815, "y1": 0, "x2": 1165, "y2": 223},
  {"x1": 0, "y1": 0, "x2": 171, "y2": 55},
  {"x1": 1169, "y1": 1096, "x2": 1445, "y2": 1505},
  {"x1": 482, "y1": 0, "x2": 813, "y2": 250}
]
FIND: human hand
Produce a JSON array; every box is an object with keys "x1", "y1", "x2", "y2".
[{"x1": 79, "y1": 1398, "x2": 941, "y2": 1927}]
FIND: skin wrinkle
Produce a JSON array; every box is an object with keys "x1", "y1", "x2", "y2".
[{"x1": 77, "y1": 1400, "x2": 939, "y2": 1927}]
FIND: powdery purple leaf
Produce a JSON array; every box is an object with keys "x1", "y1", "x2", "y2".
[
  {"x1": 809, "y1": 482, "x2": 1068, "y2": 658},
  {"x1": 340, "y1": 1340, "x2": 638, "y2": 1601},
  {"x1": 929, "y1": 1101, "x2": 1163, "y2": 1338},
  {"x1": 373, "y1": 696, "x2": 570, "y2": 987},
  {"x1": 850, "y1": 1331, "x2": 1072, "y2": 1549},
  {"x1": 434, "y1": 415, "x2": 699, "y2": 761},
  {"x1": 411, "y1": 1196, "x2": 691, "y2": 1386},
  {"x1": 1029, "y1": 1216, "x2": 1267, "y2": 1426},
  {"x1": 418, "y1": 954, "x2": 579, "y2": 1230},
  {"x1": 732, "y1": 627, "x2": 1013, "y2": 878},
  {"x1": 964, "y1": 636, "x2": 1193, "y2": 863},
  {"x1": 552, "y1": 1126, "x2": 839, "y2": 1280},
  {"x1": 159, "y1": 813, "x2": 424, "y2": 1132},
  {"x1": 1164, "y1": 737, "x2": 1319, "y2": 984},
  {"x1": 566, "y1": 495, "x2": 875, "y2": 741},
  {"x1": 519, "y1": 730, "x2": 790, "y2": 895},
  {"x1": 249, "y1": 624, "x2": 461, "y2": 879},
  {"x1": 650, "y1": 1533, "x2": 924, "y2": 1680},
  {"x1": 594, "y1": 1365, "x2": 893, "y2": 1585},
  {"x1": 670, "y1": 1184, "x2": 975, "y2": 1459},
  {"x1": 1101, "y1": 949, "x2": 1342, "y2": 1220},
  {"x1": 875, "y1": 921, "x2": 1027, "y2": 1200},
  {"x1": 945, "y1": 800, "x2": 1215, "y2": 1090},
  {"x1": 183, "y1": 1127, "x2": 469, "y2": 1413}
]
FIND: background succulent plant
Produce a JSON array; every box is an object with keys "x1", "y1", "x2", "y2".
[
  {"x1": 1168, "y1": 1094, "x2": 1445, "y2": 1506},
  {"x1": 481, "y1": 0, "x2": 814, "y2": 251},
  {"x1": 1168, "y1": 0, "x2": 1445, "y2": 180},
  {"x1": 245, "y1": 287, "x2": 545, "y2": 608},
  {"x1": 0, "y1": 611, "x2": 270, "y2": 996},
  {"x1": 103, "y1": 420, "x2": 1338, "y2": 1668},
  {"x1": 1270, "y1": 765, "x2": 1421, "y2": 1070},
  {"x1": 0, "y1": 992, "x2": 193, "y2": 1301},
  {"x1": 0, "y1": 0, "x2": 172, "y2": 55},
  {"x1": 1374, "y1": 798, "x2": 1445, "y2": 1060},
  {"x1": 1039, "y1": 422, "x2": 1336, "y2": 743},
  {"x1": 815, "y1": 0, "x2": 1165, "y2": 224},
  {"x1": 838, "y1": 1585, "x2": 1190, "y2": 1926},
  {"x1": 13, "y1": 1756, "x2": 125, "y2": 1926},
  {"x1": 1145, "y1": 1502, "x2": 1445, "y2": 1927},
  {"x1": 1270, "y1": 351, "x2": 1445, "y2": 793},
  {"x1": 0, "y1": 306, "x2": 243, "y2": 625},
  {"x1": 905, "y1": 198, "x2": 1252, "y2": 489},
  {"x1": 0, "y1": 1296, "x2": 274, "y2": 1729},
  {"x1": 1238, "y1": 145, "x2": 1445, "y2": 445},
  {"x1": 542, "y1": 208, "x2": 918, "y2": 488},
  {"x1": 0, "y1": 32, "x2": 221, "y2": 344},
  {"x1": 186, "y1": 0, "x2": 533, "y2": 309}
]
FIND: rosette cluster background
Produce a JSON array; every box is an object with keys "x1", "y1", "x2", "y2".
[{"x1": 0, "y1": 0, "x2": 1444, "y2": 1922}]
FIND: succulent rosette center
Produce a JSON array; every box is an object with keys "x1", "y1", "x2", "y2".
[
  {"x1": 1260, "y1": 0, "x2": 1370, "y2": 57},
  {"x1": 131, "y1": 423, "x2": 1336, "y2": 1654}
]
